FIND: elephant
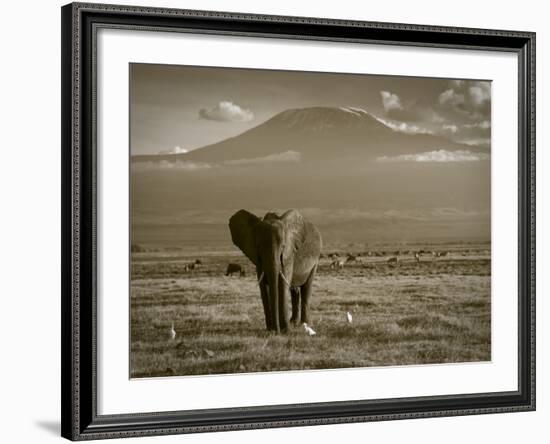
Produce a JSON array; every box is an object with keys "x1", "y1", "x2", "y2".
[
  {"x1": 229, "y1": 209, "x2": 322, "y2": 333},
  {"x1": 226, "y1": 263, "x2": 245, "y2": 277}
]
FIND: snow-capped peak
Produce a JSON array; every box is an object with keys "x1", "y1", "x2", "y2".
[
  {"x1": 268, "y1": 106, "x2": 384, "y2": 132},
  {"x1": 339, "y1": 107, "x2": 362, "y2": 116}
]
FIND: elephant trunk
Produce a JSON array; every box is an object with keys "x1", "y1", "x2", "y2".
[{"x1": 267, "y1": 267, "x2": 280, "y2": 333}]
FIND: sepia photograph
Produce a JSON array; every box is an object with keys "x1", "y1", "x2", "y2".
[{"x1": 129, "y1": 63, "x2": 491, "y2": 378}]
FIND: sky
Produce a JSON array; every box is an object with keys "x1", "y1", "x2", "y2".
[{"x1": 130, "y1": 63, "x2": 491, "y2": 156}]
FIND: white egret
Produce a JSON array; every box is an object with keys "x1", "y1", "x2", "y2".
[
  {"x1": 347, "y1": 311, "x2": 353, "y2": 324},
  {"x1": 303, "y1": 323, "x2": 316, "y2": 336},
  {"x1": 169, "y1": 322, "x2": 176, "y2": 340}
]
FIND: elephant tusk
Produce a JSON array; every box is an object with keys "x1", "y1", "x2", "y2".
[
  {"x1": 257, "y1": 271, "x2": 265, "y2": 284},
  {"x1": 279, "y1": 270, "x2": 291, "y2": 288}
]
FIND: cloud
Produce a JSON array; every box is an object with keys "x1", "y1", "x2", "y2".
[
  {"x1": 469, "y1": 84, "x2": 491, "y2": 107},
  {"x1": 464, "y1": 120, "x2": 491, "y2": 129},
  {"x1": 134, "y1": 151, "x2": 301, "y2": 171},
  {"x1": 455, "y1": 120, "x2": 491, "y2": 147},
  {"x1": 374, "y1": 81, "x2": 491, "y2": 146},
  {"x1": 133, "y1": 160, "x2": 213, "y2": 171},
  {"x1": 439, "y1": 89, "x2": 466, "y2": 107},
  {"x1": 438, "y1": 80, "x2": 491, "y2": 114},
  {"x1": 380, "y1": 91, "x2": 403, "y2": 112},
  {"x1": 372, "y1": 81, "x2": 492, "y2": 149},
  {"x1": 450, "y1": 79, "x2": 465, "y2": 88},
  {"x1": 431, "y1": 80, "x2": 492, "y2": 146},
  {"x1": 224, "y1": 151, "x2": 301, "y2": 166},
  {"x1": 431, "y1": 112, "x2": 446, "y2": 123},
  {"x1": 132, "y1": 151, "x2": 302, "y2": 172},
  {"x1": 373, "y1": 115, "x2": 433, "y2": 135},
  {"x1": 457, "y1": 138, "x2": 491, "y2": 147},
  {"x1": 199, "y1": 101, "x2": 254, "y2": 122},
  {"x1": 158, "y1": 145, "x2": 188, "y2": 155},
  {"x1": 379, "y1": 90, "x2": 424, "y2": 121},
  {"x1": 442, "y1": 124, "x2": 458, "y2": 133},
  {"x1": 377, "y1": 149, "x2": 490, "y2": 163}
]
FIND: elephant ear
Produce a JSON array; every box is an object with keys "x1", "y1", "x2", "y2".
[{"x1": 229, "y1": 210, "x2": 261, "y2": 266}]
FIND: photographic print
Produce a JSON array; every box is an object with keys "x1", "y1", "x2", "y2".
[{"x1": 129, "y1": 64, "x2": 491, "y2": 378}]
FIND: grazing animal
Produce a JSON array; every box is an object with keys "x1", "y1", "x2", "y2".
[
  {"x1": 169, "y1": 322, "x2": 176, "y2": 340},
  {"x1": 439, "y1": 251, "x2": 448, "y2": 257},
  {"x1": 346, "y1": 312, "x2": 353, "y2": 324},
  {"x1": 387, "y1": 256, "x2": 398, "y2": 264},
  {"x1": 226, "y1": 263, "x2": 245, "y2": 277},
  {"x1": 346, "y1": 253, "x2": 358, "y2": 263},
  {"x1": 303, "y1": 323, "x2": 316, "y2": 336},
  {"x1": 330, "y1": 258, "x2": 345, "y2": 269},
  {"x1": 229, "y1": 209, "x2": 322, "y2": 333},
  {"x1": 194, "y1": 259, "x2": 203, "y2": 267},
  {"x1": 414, "y1": 252, "x2": 421, "y2": 263}
]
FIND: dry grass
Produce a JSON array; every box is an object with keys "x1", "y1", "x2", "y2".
[{"x1": 130, "y1": 246, "x2": 491, "y2": 378}]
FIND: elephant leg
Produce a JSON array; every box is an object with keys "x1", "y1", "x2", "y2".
[
  {"x1": 278, "y1": 275, "x2": 289, "y2": 332},
  {"x1": 258, "y1": 270, "x2": 272, "y2": 331},
  {"x1": 300, "y1": 266, "x2": 317, "y2": 325},
  {"x1": 260, "y1": 282, "x2": 272, "y2": 331},
  {"x1": 290, "y1": 287, "x2": 301, "y2": 326}
]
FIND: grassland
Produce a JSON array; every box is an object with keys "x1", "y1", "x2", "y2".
[{"x1": 130, "y1": 244, "x2": 491, "y2": 378}]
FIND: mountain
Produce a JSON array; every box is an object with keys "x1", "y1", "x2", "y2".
[
  {"x1": 130, "y1": 106, "x2": 490, "y2": 247},
  {"x1": 132, "y1": 106, "x2": 475, "y2": 164}
]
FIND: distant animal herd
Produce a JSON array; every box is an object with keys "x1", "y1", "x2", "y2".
[
  {"x1": 324, "y1": 249, "x2": 451, "y2": 268},
  {"x1": 166, "y1": 248, "x2": 460, "y2": 280},
  {"x1": 181, "y1": 258, "x2": 203, "y2": 272}
]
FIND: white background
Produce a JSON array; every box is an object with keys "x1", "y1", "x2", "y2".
[{"x1": 0, "y1": 0, "x2": 546, "y2": 443}]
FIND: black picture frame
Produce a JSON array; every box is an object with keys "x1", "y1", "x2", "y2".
[{"x1": 61, "y1": 2, "x2": 536, "y2": 440}]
